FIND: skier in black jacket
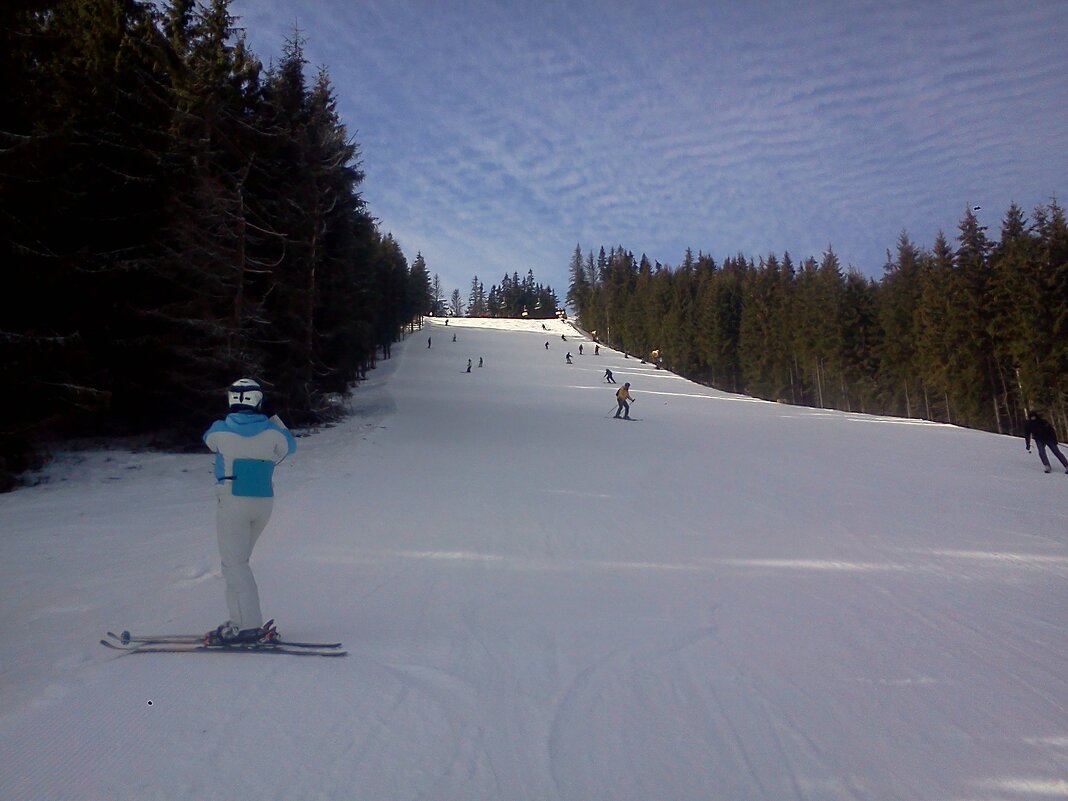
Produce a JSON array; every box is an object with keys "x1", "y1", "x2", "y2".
[{"x1": 1024, "y1": 410, "x2": 1068, "y2": 474}]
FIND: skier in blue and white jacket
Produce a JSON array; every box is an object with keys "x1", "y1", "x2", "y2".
[{"x1": 202, "y1": 378, "x2": 296, "y2": 645}]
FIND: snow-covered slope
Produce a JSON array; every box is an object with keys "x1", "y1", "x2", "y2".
[{"x1": 2, "y1": 317, "x2": 1066, "y2": 801}]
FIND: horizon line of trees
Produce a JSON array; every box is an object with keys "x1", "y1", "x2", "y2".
[
  {"x1": 567, "y1": 201, "x2": 1068, "y2": 438},
  {"x1": 2, "y1": 0, "x2": 426, "y2": 489},
  {"x1": 464, "y1": 269, "x2": 560, "y2": 319}
]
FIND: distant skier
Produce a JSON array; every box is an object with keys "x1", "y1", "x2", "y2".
[
  {"x1": 453, "y1": 333, "x2": 457, "y2": 342},
  {"x1": 467, "y1": 359, "x2": 472, "y2": 373},
  {"x1": 427, "y1": 337, "x2": 432, "y2": 348},
  {"x1": 605, "y1": 368, "x2": 616, "y2": 384},
  {"x1": 614, "y1": 382, "x2": 634, "y2": 419},
  {"x1": 566, "y1": 352, "x2": 573, "y2": 364},
  {"x1": 578, "y1": 344, "x2": 583, "y2": 355},
  {"x1": 1024, "y1": 410, "x2": 1068, "y2": 474},
  {"x1": 202, "y1": 379, "x2": 296, "y2": 645},
  {"x1": 562, "y1": 334, "x2": 567, "y2": 341},
  {"x1": 595, "y1": 345, "x2": 600, "y2": 356},
  {"x1": 478, "y1": 357, "x2": 483, "y2": 368},
  {"x1": 545, "y1": 341, "x2": 550, "y2": 350}
]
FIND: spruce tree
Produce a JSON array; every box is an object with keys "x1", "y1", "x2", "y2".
[
  {"x1": 566, "y1": 244, "x2": 589, "y2": 314},
  {"x1": 914, "y1": 233, "x2": 956, "y2": 421},
  {"x1": 876, "y1": 232, "x2": 924, "y2": 417},
  {"x1": 408, "y1": 253, "x2": 432, "y2": 321},
  {"x1": 946, "y1": 207, "x2": 997, "y2": 429}
]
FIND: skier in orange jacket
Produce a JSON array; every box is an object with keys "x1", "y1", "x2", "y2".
[{"x1": 614, "y1": 383, "x2": 633, "y2": 420}]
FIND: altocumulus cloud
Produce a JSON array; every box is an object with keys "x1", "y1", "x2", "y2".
[{"x1": 232, "y1": 0, "x2": 1068, "y2": 293}]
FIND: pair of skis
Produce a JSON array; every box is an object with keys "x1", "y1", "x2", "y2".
[{"x1": 100, "y1": 624, "x2": 346, "y2": 657}]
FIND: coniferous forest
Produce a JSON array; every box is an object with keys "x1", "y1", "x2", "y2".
[
  {"x1": 3, "y1": 4, "x2": 1065, "y2": 491},
  {"x1": 1, "y1": 1, "x2": 430, "y2": 488},
  {"x1": 568, "y1": 202, "x2": 1068, "y2": 439},
  {"x1": 466, "y1": 270, "x2": 560, "y2": 319}
]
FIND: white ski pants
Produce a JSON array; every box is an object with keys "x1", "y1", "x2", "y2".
[{"x1": 216, "y1": 491, "x2": 273, "y2": 630}]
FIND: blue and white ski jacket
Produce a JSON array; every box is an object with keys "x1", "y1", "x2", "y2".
[{"x1": 203, "y1": 413, "x2": 297, "y2": 498}]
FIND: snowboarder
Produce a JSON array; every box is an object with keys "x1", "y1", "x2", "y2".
[
  {"x1": 1024, "y1": 410, "x2": 1068, "y2": 474},
  {"x1": 566, "y1": 352, "x2": 573, "y2": 364},
  {"x1": 203, "y1": 379, "x2": 296, "y2": 644},
  {"x1": 605, "y1": 368, "x2": 616, "y2": 384},
  {"x1": 614, "y1": 382, "x2": 634, "y2": 419}
]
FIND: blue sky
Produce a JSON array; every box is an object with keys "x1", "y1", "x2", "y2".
[{"x1": 230, "y1": 0, "x2": 1068, "y2": 300}]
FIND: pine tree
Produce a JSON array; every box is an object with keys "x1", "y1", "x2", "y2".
[
  {"x1": 372, "y1": 233, "x2": 411, "y2": 353},
  {"x1": 1033, "y1": 200, "x2": 1068, "y2": 432},
  {"x1": 791, "y1": 250, "x2": 845, "y2": 407},
  {"x1": 695, "y1": 256, "x2": 742, "y2": 391},
  {"x1": 431, "y1": 274, "x2": 444, "y2": 314},
  {"x1": 0, "y1": 0, "x2": 410, "y2": 487},
  {"x1": 566, "y1": 244, "x2": 589, "y2": 314},
  {"x1": 876, "y1": 232, "x2": 924, "y2": 417},
  {"x1": 986, "y1": 203, "x2": 1035, "y2": 431},
  {"x1": 840, "y1": 269, "x2": 880, "y2": 412},
  {"x1": 663, "y1": 255, "x2": 699, "y2": 375},
  {"x1": 302, "y1": 67, "x2": 375, "y2": 396},
  {"x1": 408, "y1": 253, "x2": 432, "y2": 320},
  {"x1": 914, "y1": 233, "x2": 955, "y2": 421},
  {"x1": 467, "y1": 275, "x2": 486, "y2": 317},
  {"x1": 944, "y1": 207, "x2": 997, "y2": 429},
  {"x1": 156, "y1": 0, "x2": 276, "y2": 413},
  {"x1": 738, "y1": 258, "x2": 781, "y2": 399},
  {"x1": 3, "y1": 0, "x2": 182, "y2": 431}
]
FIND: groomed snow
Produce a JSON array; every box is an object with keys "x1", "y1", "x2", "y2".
[{"x1": 1, "y1": 317, "x2": 1066, "y2": 801}]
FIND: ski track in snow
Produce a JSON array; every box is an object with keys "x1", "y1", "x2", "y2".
[{"x1": 2, "y1": 316, "x2": 1068, "y2": 800}]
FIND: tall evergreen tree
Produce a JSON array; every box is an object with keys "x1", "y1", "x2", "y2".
[
  {"x1": 467, "y1": 275, "x2": 486, "y2": 317},
  {"x1": 566, "y1": 243, "x2": 589, "y2": 312},
  {"x1": 408, "y1": 253, "x2": 432, "y2": 321},
  {"x1": 945, "y1": 207, "x2": 998, "y2": 429},
  {"x1": 914, "y1": 233, "x2": 956, "y2": 421},
  {"x1": 1, "y1": 2, "x2": 412, "y2": 486},
  {"x1": 1032, "y1": 200, "x2": 1068, "y2": 431},
  {"x1": 876, "y1": 232, "x2": 924, "y2": 417}
]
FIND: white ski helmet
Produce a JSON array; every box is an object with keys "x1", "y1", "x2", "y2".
[{"x1": 228, "y1": 378, "x2": 263, "y2": 412}]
